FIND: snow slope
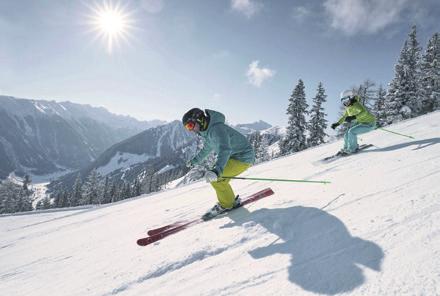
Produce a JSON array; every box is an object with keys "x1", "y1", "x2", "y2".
[{"x1": 1, "y1": 112, "x2": 440, "y2": 296}]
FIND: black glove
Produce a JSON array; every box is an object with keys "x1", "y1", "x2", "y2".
[
  {"x1": 345, "y1": 115, "x2": 356, "y2": 123},
  {"x1": 331, "y1": 123, "x2": 339, "y2": 130}
]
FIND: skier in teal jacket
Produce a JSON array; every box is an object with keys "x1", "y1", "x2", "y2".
[
  {"x1": 331, "y1": 90, "x2": 376, "y2": 155},
  {"x1": 182, "y1": 108, "x2": 255, "y2": 219}
]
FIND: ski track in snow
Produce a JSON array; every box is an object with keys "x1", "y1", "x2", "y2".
[{"x1": 107, "y1": 237, "x2": 253, "y2": 295}]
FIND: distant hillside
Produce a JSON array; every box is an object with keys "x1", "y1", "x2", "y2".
[
  {"x1": 0, "y1": 96, "x2": 164, "y2": 179},
  {"x1": 49, "y1": 120, "x2": 196, "y2": 190},
  {"x1": 233, "y1": 120, "x2": 272, "y2": 135}
]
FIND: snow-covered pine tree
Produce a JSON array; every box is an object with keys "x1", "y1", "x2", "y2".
[
  {"x1": 80, "y1": 169, "x2": 100, "y2": 205},
  {"x1": 109, "y1": 182, "x2": 118, "y2": 203},
  {"x1": 374, "y1": 85, "x2": 387, "y2": 127},
  {"x1": 279, "y1": 79, "x2": 309, "y2": 155},
  {"x1": 54, "y1": 190, "x2": 69, "y2": 208},
  {"x1": 122, "y1": 182, "x2": 132, "y2": 199},
  {"x1": 0, "y1": 181, "x2": 17, "y2": 213},
  {"x1": 308, "y1": 82, "x2": 328, "y2": 147},
  {"x1": 406, "y1": 25, "x2": 423, "y2": 115},
  {"x1": 257, "y1": 135, "x2": 270, "y2": 163},
  {"x1": 356, "y1": 80, "x2": 377, "y2": 110},
  {"x1": 0, "y1": 180, "x2": 32, "y2": 213},
  {"x1": 250, "y1": 131, "x2": 270, "y2": 163},
  {"x1": 41, "y1": 196, "x2": 52, "y2": 209},
  {"x1": 420, "y1": 32, "x2": 440, "y2": 113},
  {"x1": 70, "y1": 174, "x2": 82, "y2": 207},
  {"x1": 133, "y1": 178, "x2": 142, "y2": 197},
  {"x1": 248, "y1": 131, "x2": 262, "y2": 157},
  {"x1": 22, "y1": 175, "x2": 32, "y2": 197},
  {"x1": 384, "y1": 25, "x2": 422, "y2": 123},
  {"x1": 101, "y1": 176, "x2": 112, "y2": 204}
]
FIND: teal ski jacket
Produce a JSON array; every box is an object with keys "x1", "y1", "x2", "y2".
[{"x1": 190, "y1": 109, "x2": 255, "y2": 175}]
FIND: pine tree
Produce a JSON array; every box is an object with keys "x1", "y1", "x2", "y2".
[
  {"x1": 384, "y1": 25, "x2": 422, "y2": 123},
  {"x1": 251, "y1": 131, "x2": 270, "y2": 163},
  {"x1": 420, "y1": 32, "x2": 440, "y2": 112},
  {"x1": 120, "y1": 182, "x2": 131, "y2": 199},
  {"x1": 133, "y1": 178, "x2": 142, "y2": 197},
  {"x1": 257, "y1": 135, "x2": 270, "y2": 163},
  {"x1": 22, "y1": 174, "x2": 32, "y2": 197},
  {"x1": 308, "y1": 82, "x2": 328, "y2": 147},
  {"x1": 70, "y1": 174, "x2": 82, "y2": 207},
  {"x1": 248, "y1": 131, "x2": 262, "y2": 159},
  {"x1": 0, "y1": 180, "x2": 26, "y2": 213},
  {"x1": 279, "y1": 79, "x2": 309, "y2": 155},
  {"x1": 356, "y1": 80, "x2": 377, "y2": 110},
  {"x1": 110, "y1": 182, "x2": 118, "y2": 203},
  {"x1": 101, "y1": 177, "x2": 112, "y2": 204},
  {"x1": 42, "y1": 196, "x2": 52, "y2": 209},
  {"x1": 54, "y1": 190, "x2": 69, "y2": 208},
  {"x1": 374, "y1": 85, "x2": 387, "y2": 127},
  {"x1": 80, "y1": 169, "x2": 100, "y2": 205}
]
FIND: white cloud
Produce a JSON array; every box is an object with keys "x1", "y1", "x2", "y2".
[
  {"x1": 246, "y1": 61, "x2": 275, "y2": 87},
  {"x1": 140, "y1": 0, "x2": 164, "y2": 14},
  {"x1": 323, "y1": 0, "x2": 410, "y2": 35},
  {"x1": 292, "y1": 6, "x2": 311, "y2": 23},
  {"x1": 231, "y1": 0, "x2": 262, "y2": 18}
]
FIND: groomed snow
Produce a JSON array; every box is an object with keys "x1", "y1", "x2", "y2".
[{"x1": 1, "y1": 112, "x2": 440, "y2": 296}]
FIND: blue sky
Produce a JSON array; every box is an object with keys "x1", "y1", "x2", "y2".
[{"x1": 0, "y1": 0, "x2": 439, "y2": 126}]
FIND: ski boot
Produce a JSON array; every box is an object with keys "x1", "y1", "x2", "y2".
[
  {"x1": 232, "y1": 195, "x2": 241, "y2": 208},
  {"x1": 202, "y1": 203, "x2": 228, "y2": 221},
  {"x1": 202, "y1": 196, "x2": 241, "y2": 221},
  {"x1": 336, "y1": 149, "x2": 349, "y2": 156}
]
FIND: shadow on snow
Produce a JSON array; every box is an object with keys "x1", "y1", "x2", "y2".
[
  {"x1": 223, "y1": 205, "x2": 384, "y2": 295},
  {"x1": 367, "y1": 137, "x2": 440, "y2": 152}
]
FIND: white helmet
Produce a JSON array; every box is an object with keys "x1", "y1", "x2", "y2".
[
  {"x1": 340, "y1": 90, "x2": 354, "y2": 99},
  {"x1": 340, "y1": 90, "x2": 356, "y2": 106}
]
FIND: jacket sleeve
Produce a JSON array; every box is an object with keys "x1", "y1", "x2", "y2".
[
  {"x1": 211, "y1": 125, "x2": 232, "y2": 175},
  {"x1": 191, "y1": 141, "x2": 212, "y2": 165},
  {"x1": 337, "y1": 109, "x2": 348, "y2": 125}
]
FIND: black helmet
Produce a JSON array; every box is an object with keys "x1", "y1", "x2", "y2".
[{"x1": 182, "y1": 108, "x2": 207, "y2": 131}]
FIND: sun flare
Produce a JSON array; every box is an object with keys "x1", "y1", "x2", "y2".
[{"x1": 88, "y1": 1, "x2": 134, "y2": 54}]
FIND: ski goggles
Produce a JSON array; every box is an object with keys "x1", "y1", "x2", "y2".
[
  {"x1": 341, "y1": 96, "x2": 353, "y2": 106},
  {"x1": 184, "y1": 121, "x2": 196, "y2": 131}
]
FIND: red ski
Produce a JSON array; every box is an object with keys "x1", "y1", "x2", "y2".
[{"x1": 137, "y1": 187, "x2": 274, "y2": 246}]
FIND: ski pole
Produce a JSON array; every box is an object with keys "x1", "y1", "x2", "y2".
[
  {"x1": 222, "y1": 176, "x2": 330, "y2": 184},
  {"x1": 377, "y1": 127, "x2": 415, "y2": 139}
]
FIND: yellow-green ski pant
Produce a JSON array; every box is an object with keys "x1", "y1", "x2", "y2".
[{"x1": 210, "y1": 159, "x2": 252, "y2": 209}]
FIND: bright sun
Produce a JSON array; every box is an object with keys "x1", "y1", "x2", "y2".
[{"x1": 88, "y1": 1, "x2": 133, "y2": 54}]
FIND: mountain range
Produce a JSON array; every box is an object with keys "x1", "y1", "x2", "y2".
[
  {"x1": 0, "y1": 96, "x2": 164, "y2": 180},
  {"x1": 49, "y1": 120, "x2": 197, "y2": 190}
]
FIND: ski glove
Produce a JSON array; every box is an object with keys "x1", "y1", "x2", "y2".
[
  {"x1": 204, "y1": 170, "x2": 219, "y2": 183},
  {"x1": 331, "y1": 123, "x2": 339, "y2": 130},
  {"x1": 345, "y1": 115, "x2": 356, "y2": 123}
]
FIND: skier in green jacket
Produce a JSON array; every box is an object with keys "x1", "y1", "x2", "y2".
[
  {"x1": 182, "y1": 108, "x2": 255, "y2": 220},
  {"x1": 331, "y1": 90, "x2": 376, "y2": 155}
]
